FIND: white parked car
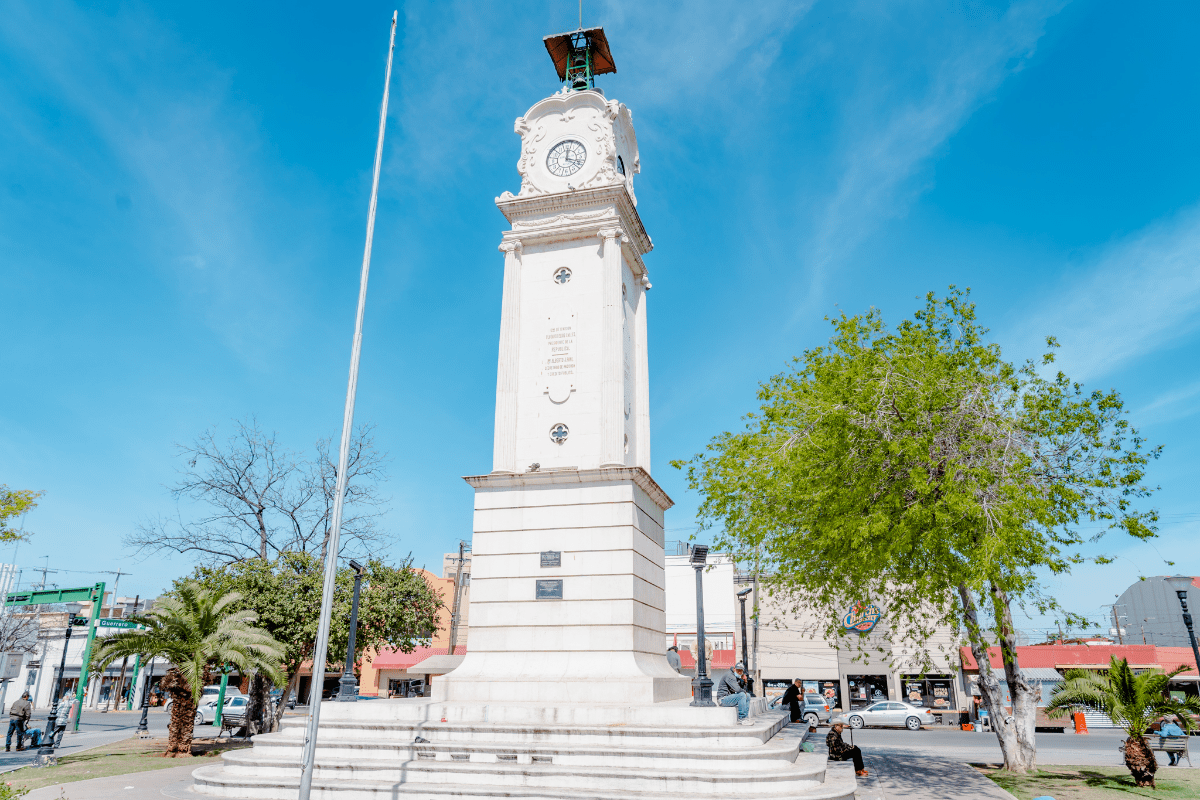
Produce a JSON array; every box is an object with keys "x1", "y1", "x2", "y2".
[
  {"x1": 193, "y1": 694, "x2": 251, "y2": 727},
  {"x1": 840, "y1": 701, "x2": 935, "y2": 731},
  {"x1": 164, "y1": 685, "x2": 242, "y2": 720}
]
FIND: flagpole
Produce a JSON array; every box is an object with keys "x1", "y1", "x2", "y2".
[{"x1": 298, "y1": 11, "x2": 397, "y2": 799}]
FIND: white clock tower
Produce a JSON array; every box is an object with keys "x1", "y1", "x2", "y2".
[{"x1": 438, "y1": 28, "x2": 690, "y2": 704}]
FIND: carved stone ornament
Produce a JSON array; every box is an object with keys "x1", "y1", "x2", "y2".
[
  {"x1": 509, "y1": 91, "x2": 640, "y2": 203},
  {"x1": 510, "y1": 209, "x2": 614, "y2": 230}
]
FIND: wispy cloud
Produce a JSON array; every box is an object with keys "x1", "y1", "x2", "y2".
[
  {"x1": 0, "y1": 1, "x2": 311, "y2": 364},
  {"x1": 800, "y1": 0, "x2": 1068, "y2": 311},
  {"x1": 1137, "y1": 380, "x2": 1200, "y2": 426},
  {"x1": 1014, "y1": 204, "x2": 1200, "y2": 383}
]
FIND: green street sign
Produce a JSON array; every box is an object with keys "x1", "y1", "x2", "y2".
[
  {"x1": 5, "y1": 585, "x2": 101, "y2": 607},
  {"x1": 97, "y1": 619, "x2": 138, "y2": 629}
]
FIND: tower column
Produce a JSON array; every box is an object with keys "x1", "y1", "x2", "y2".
[
  {"x1": 634, "y1": 278, "x2": 651, "y2": 471},
  {"x1": 493, "y1": 239, "x2": 523, "y2": 473},
  {"x1": 598, "y1": 227, "x2": 625, "y2": 467}
]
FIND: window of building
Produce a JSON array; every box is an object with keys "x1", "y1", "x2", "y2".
[
  {"x1": 900, "y1": 673, "x2": 954, "y2": 709},
  {"x1": 846, "y1": 674, "x2": 889, "y2": 710}
]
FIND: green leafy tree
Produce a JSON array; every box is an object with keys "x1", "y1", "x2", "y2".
[
  {"x1": 90, "y1": 581, "x2": 285, "y2": 756},
  {"x1": 1046, "y1": 657, "x2": 1200, "y2": 787},
  {"x1": 0, "y1": 486, "x2": 42, "y2": 542},
  {"x1": 185, "y1": 551, "x2": 441, "y2": 731},
  {"x1": 675, "y1": 289, "x2": 1159, "y2": 772}
]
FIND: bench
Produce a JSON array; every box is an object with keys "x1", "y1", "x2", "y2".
[
  {"x1": 1144, "y1": 735, "x2": 1192, "y2": 767},
  {"x1": 218, "y1": 713, "x2": 250, "y2": 740}
]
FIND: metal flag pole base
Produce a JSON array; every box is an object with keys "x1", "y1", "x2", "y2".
[{"x1": 297, "y1": 12, "x2": 398, "y2": 800}]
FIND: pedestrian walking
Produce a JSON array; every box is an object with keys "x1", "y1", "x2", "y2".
[{"x1": 6, "y1": 692, "x2": 32, "y2": 752}]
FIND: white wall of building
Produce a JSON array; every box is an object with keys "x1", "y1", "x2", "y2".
[{"x1": 664, "y1": 554, "x2": 735, "y2": 653}]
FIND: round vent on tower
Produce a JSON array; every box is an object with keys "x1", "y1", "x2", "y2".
[{"x1": 549, "y1": 423, "x2": 569, "y2": 444}]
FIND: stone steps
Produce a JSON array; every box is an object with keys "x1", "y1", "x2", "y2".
[{"x1": 190, "y1": 701, "x2": 857, "y2": 800}]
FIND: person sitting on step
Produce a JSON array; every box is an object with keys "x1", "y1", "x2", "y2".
[
  {"x1": 717, "y1": 662, "x2": 755, "y2": 726},
  {"x1": 827, "y1": 721, "x2": 868, "y2": 777}
]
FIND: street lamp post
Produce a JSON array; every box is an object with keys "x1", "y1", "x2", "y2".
[
  {"x1": 689, "y1": 545, "x2": 714, "y2": 707},
  {"x1": 38, "y1": 613, "x2": 77, "y2": 756},
  {"x1": 736, "y1": 586, "x2": 754, "y2": 696},
  {"x1": 137, "y1": 657, "x2": 156, "y2": 734},
  {"x1": 337, "y1": 560, "x2": 367, "y2": 702},
  {"x1": 1165, "y1": 576, "x2": 1200, "y2": 681}
]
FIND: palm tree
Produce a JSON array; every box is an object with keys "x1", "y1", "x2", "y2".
[
  {"x1": 90, "y1": 581, "x2": 286, "y2": 756},
  {"x1": 1045, "y1": 656, "x2": 1200, "y2": 788}
]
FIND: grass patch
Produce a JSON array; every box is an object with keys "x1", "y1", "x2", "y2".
[
  {"x1": 975, "y1": 764, "x2": 1200, "y2": 799},
  {"x1": 6, "y1": 737, "x2": 250, "y2": 792}
]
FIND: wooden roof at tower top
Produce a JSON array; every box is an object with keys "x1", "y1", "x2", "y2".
[{"x1": 543, "y1": 27, "x2": 617, "y2": 81}]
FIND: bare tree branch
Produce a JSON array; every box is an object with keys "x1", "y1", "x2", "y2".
[{"x1": 126, "y1": 418, "x2": 390, "y2": 567}]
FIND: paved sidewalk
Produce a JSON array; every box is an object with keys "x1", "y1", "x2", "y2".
[
  {"x1": 854, "y1": 753, "x2": 1015, "y2": 799},
  {"x1": 24, "y1": 763, "x2": 196, "y2": 799}
]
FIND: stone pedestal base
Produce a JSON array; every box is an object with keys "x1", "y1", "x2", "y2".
[{"x1": 439, "y1": 467, "x2": 692, "y2": 705}]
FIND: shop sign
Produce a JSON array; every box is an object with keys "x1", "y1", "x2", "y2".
[{"x1": 841, "y1": 602, "x2": 882, "y2": 633}]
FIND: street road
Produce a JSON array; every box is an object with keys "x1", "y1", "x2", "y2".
[{"x1": 835, "y1": 724, "x2": 1179, "y2": 768}]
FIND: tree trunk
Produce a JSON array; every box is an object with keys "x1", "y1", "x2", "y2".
[
  {"x1": 266, "y1": 669, "x2": 303, "y2": 733},
  {"x1": 159, "y1": 669, "x2": 196, "y2": 757},
  {"x1": 245, "y1": 673, "x2": 268, "y2": 737},
  {"x1": 988, "y1": 581, "x2": 1038, "y2": 772},
  {"x1": 1123, "y1": 735, "x2": 1157, "y2": 788},
  {"x1": 958, "y1": 583, "x2": 1036, "y2": 773}
]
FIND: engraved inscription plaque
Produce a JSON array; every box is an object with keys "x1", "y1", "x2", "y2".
[
  {"x1": 536, "y1": 579, "x2": 564, "y2": 600},
  {"x1": 540, "y1": 551, "x2": 562, "y2": 568},
  {"x1": 542, "y1": 307, "x2": 577, "y2": 404}
]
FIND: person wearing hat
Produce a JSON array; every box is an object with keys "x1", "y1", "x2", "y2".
[
  {"x1": 827, "y1": 721, "x2": 868, "y2": 776},
  {"x1": 6, "y1": 692, "x2": 32, "y2": 752},
  {"x1": 717, "y1": 662, "x2": 754, "y2": 726},
  {"x1": 1159, "y1": 716, "x2": 1186, "y2": 765}
]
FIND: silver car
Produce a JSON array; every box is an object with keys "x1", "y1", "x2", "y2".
[{"x1": 843, "y1": 701, "x2": 935, "y2": 731}]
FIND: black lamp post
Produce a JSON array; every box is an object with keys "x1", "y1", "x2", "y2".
[
  {"x1": 689, "y1": 545, "x2": 714, "y2": 707},
  {"x1": 1165, "y1": 576, "x2": 1200, "y2": 682},
  {"x1": 38, "y1": 613, "x2": 77, "y2": 756},
  {"x1": 736, "y1": 586, "x2": 754, "y2": 696},
  {"x1": 137, "y1": 657, "x2": 156, "y2": 734},
  {"x1": 337, "y1": 560, "x2": 367, "y2": 702}
]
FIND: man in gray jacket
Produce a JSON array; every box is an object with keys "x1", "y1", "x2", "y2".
[
  {"x1": 6, "y1": 692, "x2": 32, "y2": 751},
  {"x1": 717, "y1": 663, "x2": 753, "y2": 725}
]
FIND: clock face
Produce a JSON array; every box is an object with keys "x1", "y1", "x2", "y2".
[{"x1": 547, "y1": 140, "x2": 587, "y2": 178}]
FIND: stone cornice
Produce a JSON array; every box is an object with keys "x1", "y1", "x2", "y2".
[
  {"x1": 496, "y1": 184, "x2": 652, "y2": 257},
  {"x1": 464, "y1": 466, "x2": 674, "y2": 510}
]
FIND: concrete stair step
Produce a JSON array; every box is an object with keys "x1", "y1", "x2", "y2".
[
  {"x1": 215, "y1": 749, "x2": 827, "y2": 794},
  {"x1": 275, "y1": 711, "x2": 786, "y2": 749},
  {"x1": 250, "y1": 732, "x2": 802, "y2": 769},
  {"x1": 191, "y1": 761, "x2": 858, "y2": 800}
]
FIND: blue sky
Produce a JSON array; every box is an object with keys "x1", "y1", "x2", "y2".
[{"x1": 2, "y1": 0, "x2": 1198, "y2": 638}]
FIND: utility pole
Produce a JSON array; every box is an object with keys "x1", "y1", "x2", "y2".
[
  {"x1": 448, "y1": 542, "x2": 468, "y2": 656},
  {"x1": 1108, "y1": 603, "x2": 1126, "y2": 645}
]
